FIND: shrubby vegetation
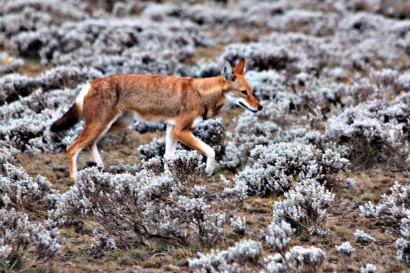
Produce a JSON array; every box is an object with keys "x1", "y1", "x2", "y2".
[
  {"x1": 49, "y1": 161, "x2": 231, "y2": 247},
  {"x1": 1, "y1": 0, "x2": 410, "y2": 271},
  {"x1": 189, "y1": 219, "x2": 327, "y2": 273},
  {"x1": 0, "y1": 208, "x2": 61, "y2": 271}
]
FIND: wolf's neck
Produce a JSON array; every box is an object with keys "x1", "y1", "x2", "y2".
[{"x1": 193, "y1": 76, "x2": 227, "y2": 118}]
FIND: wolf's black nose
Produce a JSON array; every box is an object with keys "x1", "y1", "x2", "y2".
[{"x1": 258, "y1": 105, "x2": 263, "y2": 111}]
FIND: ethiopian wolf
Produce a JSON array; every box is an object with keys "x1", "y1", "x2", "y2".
[{"x1": 51, "y1": 59, "x2": 262, "y2": 179}]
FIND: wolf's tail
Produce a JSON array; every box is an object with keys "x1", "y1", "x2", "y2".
[{"x1": 50, "y1": 104, "x2": 81, "y2": 132}]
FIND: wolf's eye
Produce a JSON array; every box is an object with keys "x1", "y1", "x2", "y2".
[{"x1": 241, "y1": 90, "x2": 247, "y2": 95}]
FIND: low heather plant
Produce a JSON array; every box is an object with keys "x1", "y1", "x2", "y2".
[
  {"x1": 235, "y1": 143, "x2": 348, "y2": 196},
  {"x1": 49, "y1": 167, "x2": 227, "y2": 247},
  {"x1": 360, "y1": 263, "x2": 377, "y2": 273},
  {"x1": 164, "y1": 150, "x2": 205, "y2": 183},
  {"x1": 272, "y1": 179, "x2": 335, "y2": 233},
  {"x1": 360, "y1": 182, "x2": 410, "y2": 238},
  {"x1": 336, "y1": 241, "x2": 355, "y2": 256},
  {"x1": 354, "y1": 229, "x2": 376, "y2": 243},
  {"x1": 0, "y1": 163, "x2": 55, "y2": 210},
  {"x1": 266, "y1": 220, "x2": 294, "y2": 253},
  {"x1": 231, "y1": 216, "x2": 246, "y2": 235},
  {"x1": 189, "y1": 240, "x2": 263, "y2": 273},
  {"x1": 396, "y1": 238, "x2": 410, "y2": 264},
  {"x1": 0, "y1": 208, "x2": 61, "y2": 271}
]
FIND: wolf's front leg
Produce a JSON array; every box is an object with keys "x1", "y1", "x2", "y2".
[
  {"x1": 164, "y1": 124, "x2": 178, "y2": 172},
  {"x1": 172, "y1": 128, "x2": 215, "y2": 177},
  {"x1": 205, "y1": 150, "x2": 215, "y2": 177}
]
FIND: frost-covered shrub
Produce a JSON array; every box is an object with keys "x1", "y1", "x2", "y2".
[
  {"x1": 0, "y1": 146, "x2": 18, "y2": 164},
  {"x1": 336, "y1": 241, "x2": 355, "y2": 256},
  {"x1": 189, "y1": 240, "x2": 262, "y2": 273},
  {"x1": 218, "y1": 141, "x2": 242, "y2": 170},
  {"x1": 285, "y1": 246, "x2": 326, "y2": 270},
  {"x1": 0, "y1": 0, "x2": 88, "y2": 39},
  {"x1": 11, "y1": 18, "x2": 210, "y2": 74},
  {"x1": 360, "y1": 263, "x2": 377, "y2": 273},
  {"x1": 402, "y1": 211, "x2": 410, "y2": 239},
  {"x1": 190, "y1": 218, "x2": 326, "y2": 273},
  {"x1": 360, "y1": 182, "x2": 410, "y2": 239},
  {"x1": 231, "y1": 216, "x2": 246, "y2": 235},
  {"x1": 266, "y1": 220, "x2": 294, "y2": 253},
  {"x1": 235, "y1": 143, "x2": 348, "y2": 196},
  {"x1": 346, "y1": 177, "x2": 357, "y2": 189},
  {"x1": 265, "y1": 245, "x2": 327, "y2": 273},
  {"x1": 396, "y1": 238, "x2": 410, "y2": 264},
  {"x1": 263, "y1": 245, "x2": 326, "y2": 273},
  {"x1": 221, "y1": 175, "x2": 248, "y2": 205},
  {"x1": 272, "y1": 179, "x2": 335, "y2": 233},
  {"x1": 394, "y1": 72, "x2": 410, "y2": 93},
  {"x1": 0, "y1": 66, "x2": 101, "y2": 103},
  {"x1": 324, "y1": 101, "x2": 409, "y2": 167},
  {"x1": 268, "y1": 9, "x2": 339, "y2": 36},
  {"x1": 0, "y1": 163, "x2": 55, "y2": 209},
  {"x1": 49, "y1": 167, "x2": 227, "y2": 246},
  {"x1": 360, "y1": 181, "x2": 410, "y2": 218},
  {"x1": 138, "y1": 137, "x2": 166, "y2": 161},
  {"x1": 132, "y1": 120, "x2": 165, "y2": 134},
  {"x1": 233, "y1": 100, "x2": 322, "y2": 157},
  {"x1": 245, "y1": 70, "x2": 287, "y2": 101},
  {"x1": 0, "y1": 86, "x2": 81, "y2": 154},
  {"x1": 354, "y1": 229, "x2": 376, "y2": 243},
  {"x1": 221, "y1": 42, "x2": 300, "y2": 73},
  {"x1": 0, "y1": 208, "x2": 61, "y2": 271}
]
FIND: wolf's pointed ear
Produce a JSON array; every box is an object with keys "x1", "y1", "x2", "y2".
[
  {"x1": 234, "y1": 58, "x2": 246, "y2": 75},
  {"x1": 222, "y1": 61, "x2": 235, "y2": 81}
]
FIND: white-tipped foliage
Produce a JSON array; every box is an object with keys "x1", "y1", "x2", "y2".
[
  {"x1": 235, "y1": 143, "x2": 348, "y2": 196},
  {"x1": 266, "y1": 220, "x2": 295, "y2": 252},
  {"x1": 0, "y1": 208, "x2": 61, "y2": 271},
  {"x1": 360, "y1": 263, "x2": 377, "y2": 273},
  {"x1": 221, "y1": 175, "x2": 249, "y2": 205},
  {"x1": 189, "y1": 240, "x2": 262, "y2": 273},
  {"x1": 336, "y1": 241, "x2": 355, "y2": 256},
  {"x1": 272, "y1": 179, "x2": 335, "y2": 233},
  {"x1": 360, "y1": 182, "x2": 410, "y2": 239},
  {"x1": 354, "y1": 229, "x2": 376, "y2": 243},
  {"x1": 164, "y1": 150, "x2": 205, "y2": 182},
  {"x1": 231, "y1": 216, "x2": 246, "y2": 235},
  {"x1": 285, "y1": 246, "x2": 326, "y2": 270},
  {"x1": 49, "y1": 167, "x2": 227, "y2": 246},
  {"x1": 396, "y1": 238, "x2": 410, "y2": 264},
  {"x1": 0, "y1": 163, "x2": 55, "y2": 209}
]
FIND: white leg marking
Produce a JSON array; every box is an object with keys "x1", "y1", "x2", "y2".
[
  {"x1": 165, "y1": 124, "x2": 175, "y2": 156},
  {"x1": 170, "y1": 138, "x2": 178, "y2": 153},
  {"x1": 191, "y1": 116, "x2": 204, "y2": 129},
  {"x1": 198, "y1": 142, "x2": 215, "y2": 177},
  {"x1": 75, "y1": 83, "x2": 91, "y2": 113},
  {"x1": 91, "y1": 143, "x2": 104, "y2": 168},
  {"x1": 84, "y1": 115, "x2": 121, "y2": 173},
  {"x1": 71, "y1": 147, "x2": 83, "y2": 180}
]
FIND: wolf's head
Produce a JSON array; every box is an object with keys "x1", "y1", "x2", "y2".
[{"x1": 222, "y1": 59, "x2": 263, "y2": 113}]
